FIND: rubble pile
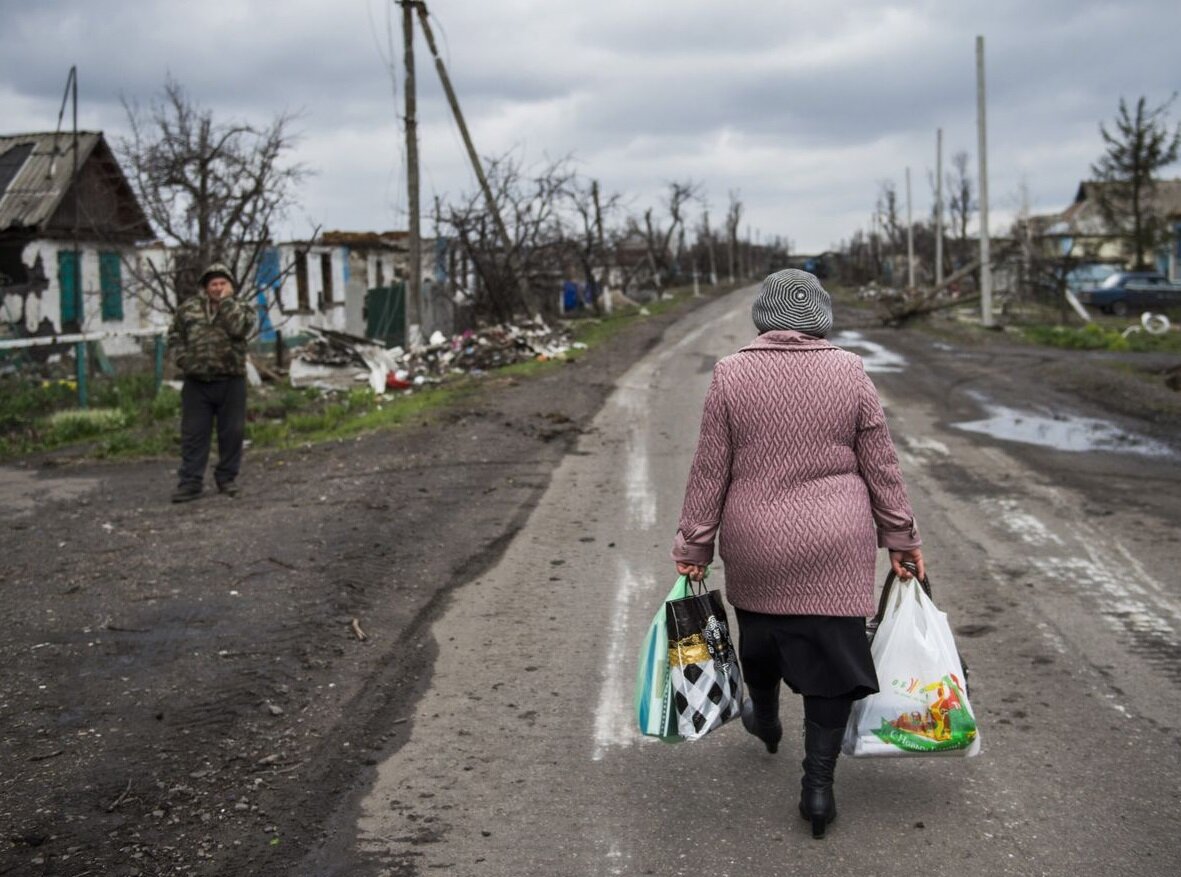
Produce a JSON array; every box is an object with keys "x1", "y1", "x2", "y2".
[
  {"x1": 289, "y1": 321, "x2": 582, "y2": 393},
  {"x1": 404, "y1": 322, "x2": 578, "y2": 378}
]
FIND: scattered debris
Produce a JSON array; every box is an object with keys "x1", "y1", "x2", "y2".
[
  {"x1": 402, "y1": 321, "x2": 575, "y2": 379},
  {"x1": 289, "y1": 321, "x2": 576, "y2": 394},
  {"x1": 105, "y1": 778, "x2": 133, "y2": 813},
  {"x1": 1121, "y1": 312, "x2": 1171, "y2": 338},
  {"x1": 350, "y1": 618, "x2": 368, "y2": 642},
  {"x1": 1064, "y1": 289, "x2": 1091, "y2": 323}
]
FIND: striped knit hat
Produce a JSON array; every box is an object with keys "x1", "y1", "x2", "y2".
[{"x1": 751, "y1": 269, "x2": 833, "y2": 337}]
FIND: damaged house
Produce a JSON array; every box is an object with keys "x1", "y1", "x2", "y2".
[
  {"x1": 0, "y1": 131, "x2": 152, "y2": 353},
  {"x1": 262, "y1": 231, "x2": 459, "y2": 348},
  {"x1": 1035, "y1": 179, "x2": 1181, "y2": 280}
]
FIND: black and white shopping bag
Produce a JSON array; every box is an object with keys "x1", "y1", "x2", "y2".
[{"x1": 665, "y1": 586, "x2": 743, "y2": 740}]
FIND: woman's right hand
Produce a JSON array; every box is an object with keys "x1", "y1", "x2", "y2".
[
  {"x1": 675, "y1": 562, "x2": 707, "y2": 582},
  {"x1": 889, "y1": 548, "x2": 925, "y2": 580}
]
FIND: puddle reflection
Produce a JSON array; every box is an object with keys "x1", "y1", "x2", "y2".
[
  {"x1": 834, "y1": 331, "x2": 907, "y2": 373},
  {"x1": 954, "y1": 398, "x2": 1173, "y2": 458}
]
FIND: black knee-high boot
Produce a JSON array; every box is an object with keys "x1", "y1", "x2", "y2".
[
  {"x1": 798, "y1": 720, "x2": 845, "y2": 838},
  {"x1": 740, "y1": 684, "x2": 783, "y2": 753}
]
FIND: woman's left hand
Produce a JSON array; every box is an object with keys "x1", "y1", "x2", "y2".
[
  {"x1": 675, "y1": 562, "x2": 707, "y2": 582},
  {"x1": 889, "y1": 548, "x2": 925, "y2": 580}
]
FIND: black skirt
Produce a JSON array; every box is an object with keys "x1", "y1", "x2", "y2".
[{"x1": 734, "y1": 608, "x2": 879, "y2": 700}]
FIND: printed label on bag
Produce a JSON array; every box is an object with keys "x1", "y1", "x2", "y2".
[{"x1": 872, "y1": 673, "x2": 977, "y2": 752}]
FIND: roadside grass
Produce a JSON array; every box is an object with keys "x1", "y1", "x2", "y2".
[
  {"x1": 910, "y1": 297, "x2": 1181, "y2": 354},
  {"x1": 0, "y1": 280, "x2": 741, "y2": 463},
  {"x1": 1019, "y1": 322, "x2": 1181, "y2": 353}
]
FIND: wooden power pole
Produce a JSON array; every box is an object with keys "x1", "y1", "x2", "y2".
[
  {"x1": 400, "y1": 0, "x2": 423, "y2": 346},
  {"x1": 414, "y1": 2, "x2": 540, "y2": 316}
]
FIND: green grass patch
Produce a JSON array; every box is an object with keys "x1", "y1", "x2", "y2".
[
  {"x1": 45, "y1": 408, "x2": 129, "y2": 442},
  {"x1": 1, "y1": 280, "x2": 744, "y2": 462},
  {"x1": 565, "y1": 279, "x2": 744, "y2": 350},
  {"x1": 245, "y1": 381, "x2": 474, "y2": 448},
  {"x1": 1020, "y1": 322, "x2": 1181, "y2": 353}
]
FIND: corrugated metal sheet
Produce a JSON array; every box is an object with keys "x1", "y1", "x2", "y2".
[{"x1": 0, "y1": 131, "x2": 101, "y2": 232}]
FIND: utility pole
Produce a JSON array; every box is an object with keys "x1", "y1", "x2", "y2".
[
  {"x1": 976, "y1": 35, "x2": 993, "y2": 327},
  {"x1": 414, "y1": 2, "x2": 539, "y2": 316},
  {"x1": 905, "y1": 166, "x2": 915, "y2": 290},
  {"x1": 935, "y1": 127, "x2": 944, "y2": 286},
  {"x1": 54, "y1": 66, "x2": 86, "y2": 406},
  {"x1": 591, "y1": 179, "x2": 611, "y2": 314},
  {"x1": 400, "y1": 1, "x2": 423, "y2": 346}
]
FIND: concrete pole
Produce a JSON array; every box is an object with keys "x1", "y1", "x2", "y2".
[
  {"x1": 935, "y1": 127, "x2": 944, "y2": 286},
  {"x1": 976, "y1": 35, "x2": 993, "y2": 326},
  {"x1": 400, "y1": 1, "x2": 423, "y2": 346},
  {"x1": 905, "y1": 166, "x2": 915, "y2": 290},
  {"x1": 592, "y1": 180, "x2": 611, "y2": 314}
]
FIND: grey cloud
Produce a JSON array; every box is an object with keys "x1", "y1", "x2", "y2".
[{"x1": 2, "y1": 0, "x2": 1179, "y2": 251}]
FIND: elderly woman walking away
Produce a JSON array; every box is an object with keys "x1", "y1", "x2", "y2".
[{"x1": 671, "y1": 269, "x2": 923, "y2": 839}]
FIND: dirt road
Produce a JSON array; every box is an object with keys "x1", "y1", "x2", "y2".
[
  {"x1": 346, "y1": 288, "x2": 1181, "y2": 876},
  {"x1": 0, "y1": 294, "x2": 724, "y2": 877}
]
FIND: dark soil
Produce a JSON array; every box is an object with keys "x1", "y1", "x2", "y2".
[{"x1": 0, "y1": 292, "x2": 728, "y2": 877}]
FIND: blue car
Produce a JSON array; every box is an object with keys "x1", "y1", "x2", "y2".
[{"x1": 1075, "y1": 271, "x2": 1181, "y2": 315}]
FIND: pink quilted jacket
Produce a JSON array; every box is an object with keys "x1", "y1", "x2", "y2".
[{"x1": 672, "y1": 330, "x2": 921, "y2": 616}]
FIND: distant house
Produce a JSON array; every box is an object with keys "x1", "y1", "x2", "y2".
[
  {"x1": 1035, "y1": 179, "x2": 1181, "y2": 279},
  {"x1": 254, "y1": 231, "x2": 457, "y2": 347},
  {"x1": 0, "y1": 131, "x2": 153, "y2": 353}
]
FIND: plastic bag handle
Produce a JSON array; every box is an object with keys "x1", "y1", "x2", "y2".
[
  {"x1": 681, "y1": 566, "x2": 711, "y2": 596},
  {"x1": 868, "y1": 562, "x2": 933, "y2": 636}
]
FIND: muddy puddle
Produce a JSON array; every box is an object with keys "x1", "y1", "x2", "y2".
[
  {"x1": 834, "y1": 331, "x2": 907, "y2": 373},
  {"x1": 953, "y1": 395, "x2": 1174, "y2": 458}
]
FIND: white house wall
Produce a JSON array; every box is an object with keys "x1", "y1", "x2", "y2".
[
  {"x1": 1, "y1": 239, "x2": 145, "y2": 354},
  {"x1": 266, "y1": 245, "x2": 347, "y2": 337}
]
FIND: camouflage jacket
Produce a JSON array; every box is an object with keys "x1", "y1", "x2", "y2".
[{"x1": 167, "y1": 294, "x2": 256, "y2": 379}]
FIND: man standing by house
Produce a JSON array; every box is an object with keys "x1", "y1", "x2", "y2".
[{"x1": 167, "y1": 263, "x2": 256, "y2": 503}]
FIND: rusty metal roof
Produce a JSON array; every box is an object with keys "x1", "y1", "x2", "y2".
[{"x1": 0, "y1": 131, "x2": 105, "y2": 232}]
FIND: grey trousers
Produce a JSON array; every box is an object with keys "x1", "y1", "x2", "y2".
[{"x1": 178, "y1": 376, "x2": 246, "y2": 488}]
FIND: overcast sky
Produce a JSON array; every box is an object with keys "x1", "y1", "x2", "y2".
[{"x1": 2, "y1": 0, "x2": 1179, "y2": 253}]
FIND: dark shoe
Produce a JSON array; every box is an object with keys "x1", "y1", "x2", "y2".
[
  {"x1": 171, "y1": 484, "x2": 203, "y2": 503},
  {"x1": 798, "y1": 720, "x2": 845, "y2": 839},
  {"x1": 740, "y1": 685, "x2": 783, "y2": 754},
  {"x1": 216, "y1": 481, "x2": 240, "y2": 498}
]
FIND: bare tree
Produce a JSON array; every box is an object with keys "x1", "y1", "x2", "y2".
[
  {"x1": 638, "y1": 180, "x2": 700, "y2": 296},
  {"x1": 1091, "y1": 95, "x2": 1181, "y2": 270},
  {"x1": 699, "y1": 207, "x2": 719, "y2": 284},
  {"x1": 945, "y1": 151, "x2": 975, "y2": 265},
  {"x1": 437, "y1": 153, "x2": 573, "y2": 322},
  {"x1": 876, "y1": 180, "x2": 903, "y2": 253},
  {"x1": 725, "y1": 190, "x2": 743, "y2": 282},
  {"x1": 117, "y1": 76, "x2": 310, "y2": 314},
  {"x1": 563, "y1": 177, "x2": 620, "y2": 313}
]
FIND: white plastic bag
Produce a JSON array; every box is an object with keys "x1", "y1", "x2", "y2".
[{"x1": 844, "y1": 577, "x2": 980, "y2": 757}]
